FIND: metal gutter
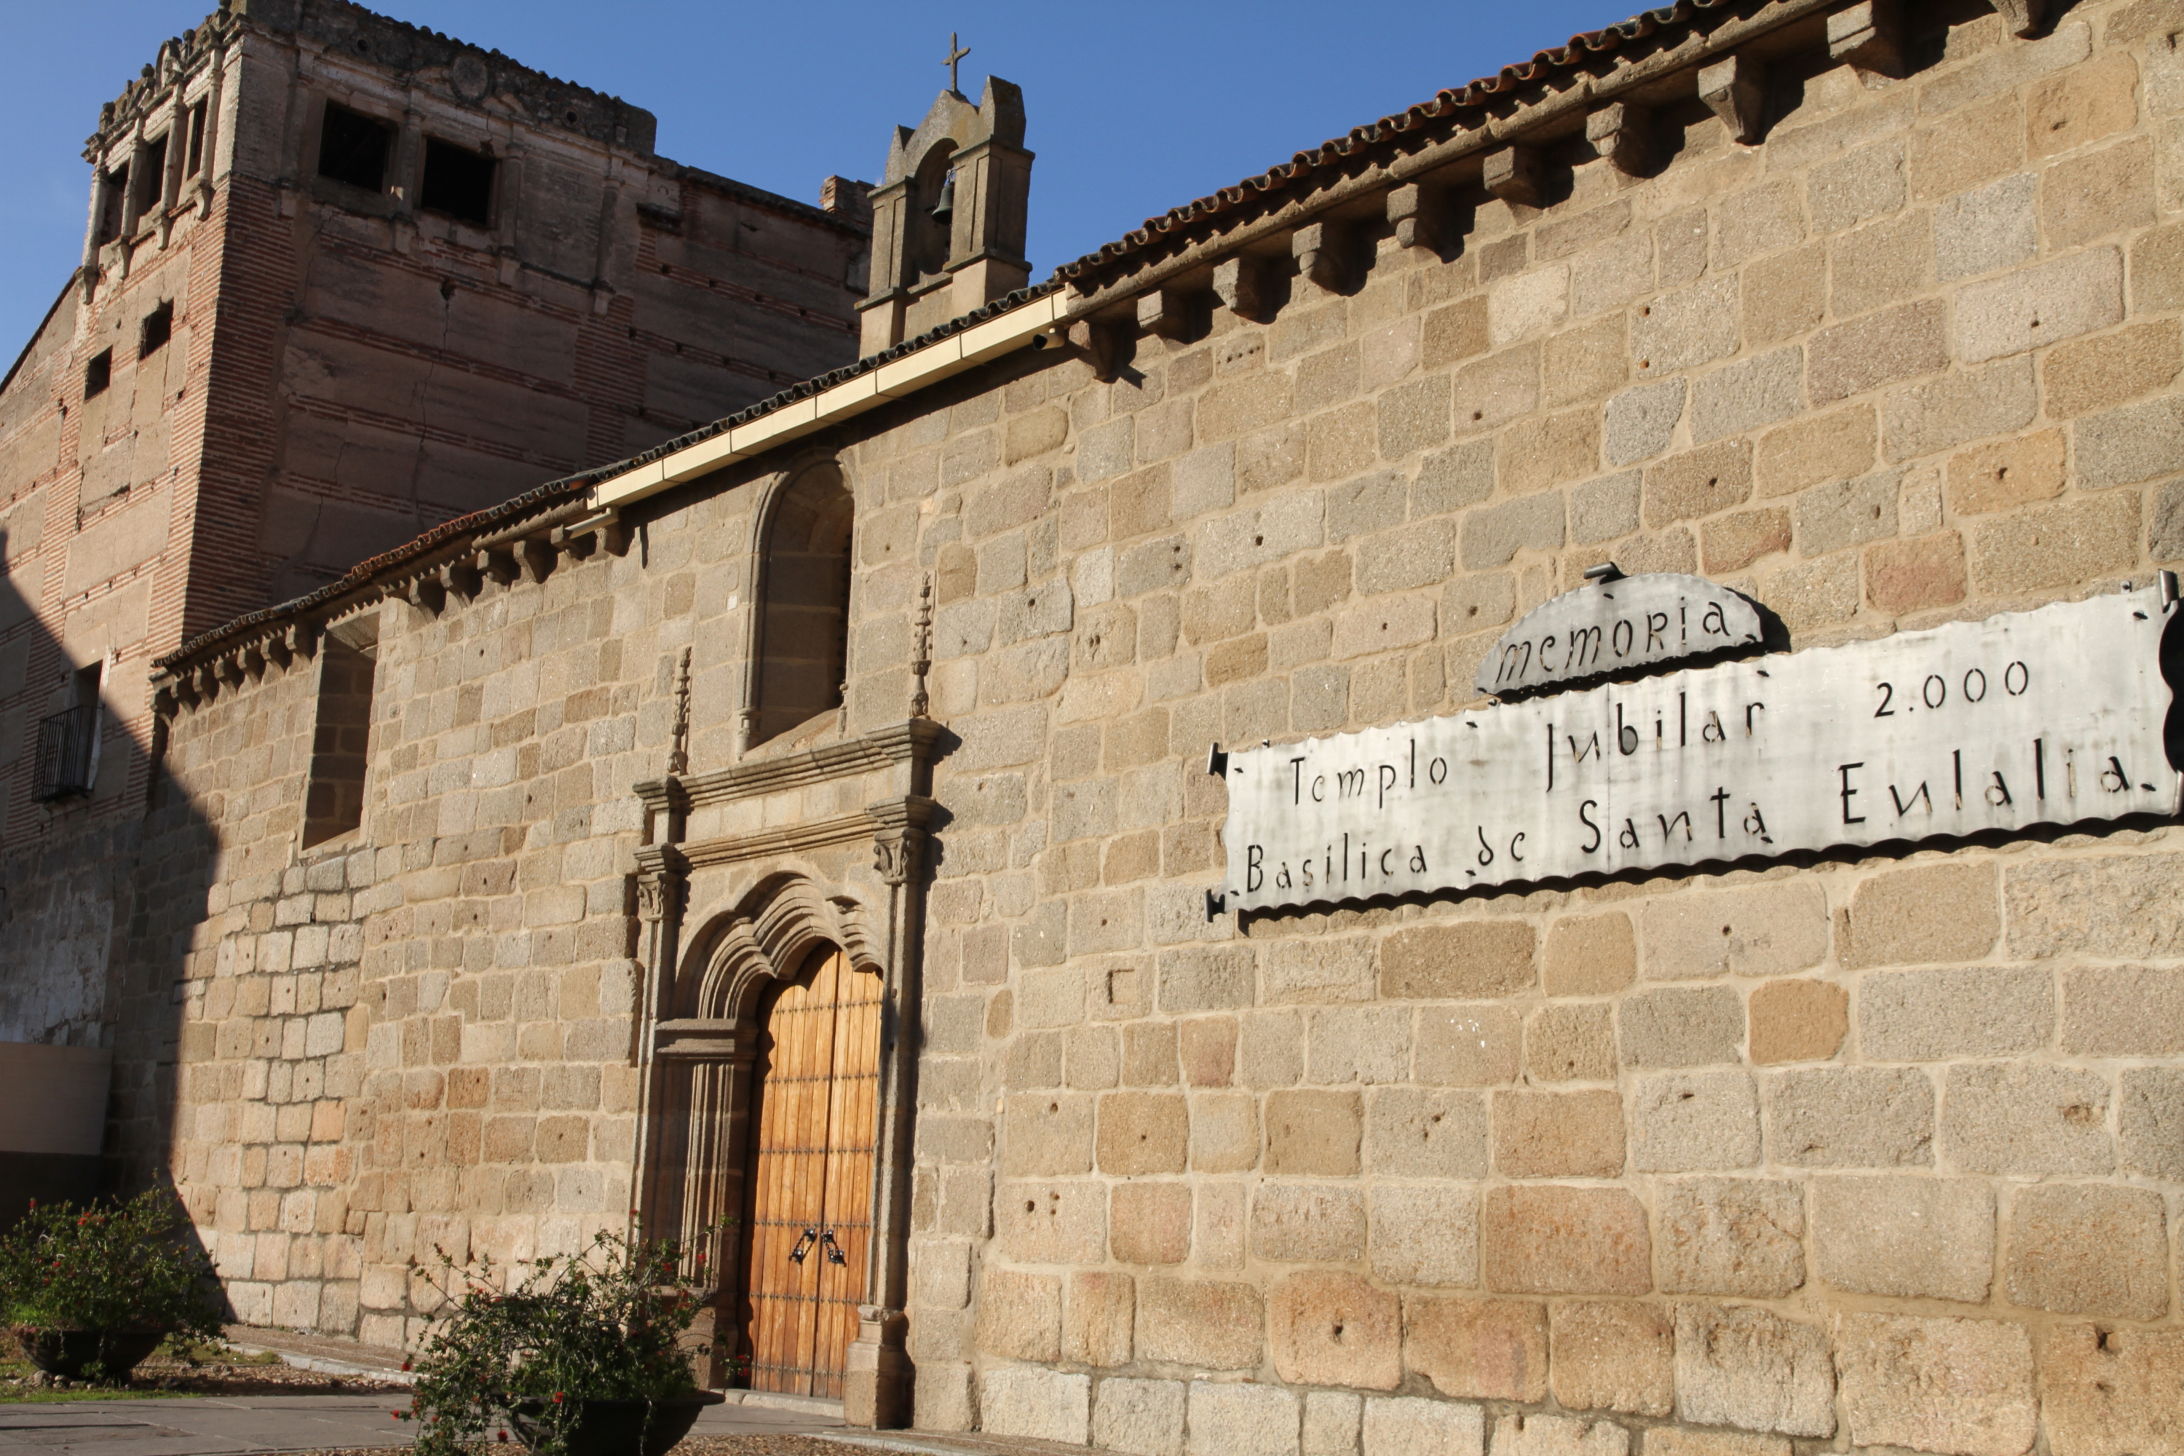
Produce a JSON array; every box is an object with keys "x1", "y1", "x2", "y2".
[{"x1": 590, "y1": 288, "x2": 1068, "y2": 513}]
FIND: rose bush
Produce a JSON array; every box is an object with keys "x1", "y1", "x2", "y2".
[
  {"x1": 0, "y1": 1190, "x2": 223, "y2": 1381},
  {"x1": 403, "y1": 1227, "x2": 717, "y2": 1456}
]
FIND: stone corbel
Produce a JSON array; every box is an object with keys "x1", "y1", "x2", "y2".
[
  {"x1": 1386, "y1": 183, "x2": 1442, "y2": 252},
  {"x1": 1292, "y1": 221, "x2": 1347, "y2": 293},
  {"x1": 1587, "y1": 102, "x2": 1654, "y2": 176},
  {"x1": 1211, "y1": 253, "x2": 1274, "y2": 323},
  {"x1": 551, "y1": 523, "x2": 599, "y2": 561},
  {"x1": 443, "y1": 558, "x2": 482, "y2": 599},
  {"x1": 1699, "y1": 54, "x2": 1770, "y2": 144},
  {"x1": 478, "y1": 547, "x2": 519, "y2": 586},
  {"x1": 866, "y1": 795, "x2": 937, "y2": 889},
  {"x1": 1988, "y1": 0, "x2": 2047, "y2": 35},
  {"x1": 286, "y1": 623, "x2": 319, "y2": 661},
  {"x1": 517, "y1": 538, "x2": 555, "y2": 585},
  {"x1": 405, "y1": 574, "x2": 446, "y2": 614},
  {"x1": 1135, "y1": 287, "x2": 1194, "y2": 342},
  {"x1": 1482, "y1": 145, "x2": 1545, "y2": 208},
  {"x1": 264, "y1": 633, "x2": 293, "y2": 670},
  {"x1": 213, "y1": 654, "x2": 244, "y2": 688},
  {"x1": 1828, "y1": 0, "x2": 1906, "y2": 78},
  {"x1": 1066, "y1": 318, "x2": 1129, "y2": 383},
  {"x1": 240, "y1": 645, "x2": 267, "y2": 680},
  {"x1": 635, "y1": 843, "x2": 691, "y2": 926}
]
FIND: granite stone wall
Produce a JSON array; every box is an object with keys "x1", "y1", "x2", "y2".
[{"x1": 136, "y1": 0, "x2": 2184, "y2": 1451}]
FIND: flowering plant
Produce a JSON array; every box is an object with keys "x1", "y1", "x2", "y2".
[
  {"x1": 403, "y1": 1228, "x2": 716, "y2": 1456},
  {"x1": 0, "y1": 1190, "x2": 222, "y2": 1342}
]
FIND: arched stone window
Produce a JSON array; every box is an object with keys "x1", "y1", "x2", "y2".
[{"x1": 743, "y1": 461, "x2": 853, "y2": 749}]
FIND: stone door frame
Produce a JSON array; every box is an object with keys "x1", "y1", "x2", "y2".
[{"x1": 629, "y1": 719, "x2": 941, "y2": 1428}]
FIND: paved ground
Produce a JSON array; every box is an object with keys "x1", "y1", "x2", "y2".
[
  {"x1": 0, "y1": 1329, "x2": 1097, "y2": 1456},
  {"x1": 0, "y1": 1393, "x2": 847, "y2": 1455}
]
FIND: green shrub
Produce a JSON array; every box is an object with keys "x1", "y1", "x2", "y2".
[
  {"x1": 0, "y1": 1190, "x2": 223, "y2": 1342},
  {"x1": 403, "y1": 1227, "x2": 715, "y2": 1456}
]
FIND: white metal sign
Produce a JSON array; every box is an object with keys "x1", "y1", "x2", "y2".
[
  {"x1": 1219, "y1": 584, "x2": 2180, "y2": 913},
  {"x1": 1476, "y1": 572, "x2": 1764, "y2": 697}
]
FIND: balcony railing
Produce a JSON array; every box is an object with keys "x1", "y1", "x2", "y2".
[{"x1": 34, "y1": 704, "x2": 98, "y2": 802}]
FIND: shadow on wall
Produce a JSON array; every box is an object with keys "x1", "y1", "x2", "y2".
[{"x1": 0, "y1": 524, "x2": 221, "y2": 1226}]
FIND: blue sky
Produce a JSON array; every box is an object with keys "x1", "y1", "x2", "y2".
[{"x1": 0, "y1": 0, "x2": 1625, "y2": 355}]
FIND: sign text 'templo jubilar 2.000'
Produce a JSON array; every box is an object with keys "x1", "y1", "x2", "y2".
[{"x1": 1219, "y1": 584, "x2": 2179, "y2": 914}]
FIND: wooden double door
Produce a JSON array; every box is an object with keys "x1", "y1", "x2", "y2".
[{"x1": 737, "y1": 946, "x2": 881, "y2": 1398}]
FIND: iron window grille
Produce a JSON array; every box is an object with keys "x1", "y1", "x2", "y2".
[{"x1": 34, "y1": 704, "x2": 98, "y2": 802}]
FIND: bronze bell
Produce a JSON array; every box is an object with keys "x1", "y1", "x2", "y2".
[{"x1": 929, "y1": 169, "x2": 955, "y2": 224}]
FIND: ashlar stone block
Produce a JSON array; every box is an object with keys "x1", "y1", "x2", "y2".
[
  {"x1": 1361, "y1": 1395, "x2": 1486, "y2": 1456},
  {"x1": 1494, "y1": 1089, "x2": 1626, "y2": 1178},
  {"x1": 976, "y1": 1266, "x2": 1063, "y2": 1362},
  {"x1": 1095, "y1": 1377, "x2": 1186, "y2": 1456},
  {"x1": 1303, "y1": 1391, "x2": 1361, "y2": 1456},
  {"x1": 1252, "y1": 1182, "x2": 1367, "y2": 1264},
  {"x1": 1365, "y1": 1088, "x2": 1489, "y2": 1179},
  {"x1": 1655, "y1": 1178, "x2": 1805, "y2": 1298},
  {"x1": 1493, "y1": 1414, "x2": 1632, "y2": 1456},
  {"x1": 1811, "y1": 1175, "x2": 1995, "y2": 1303},
  {"x1": 1137, "y1": 1277, "x2": 1263, "y2": 1370},
  {"x1": 2040, "y1": 1325, "x2": 2184, "y2": 1456},
  {"x1": 1270, "y1": 1270, "x2": 1402, "y2": 1391},
  {"x1": 1381, "y1": 921, "x2": 1537, "y2": 999},
  {"x1": 2004, "y1": 1182, "x2": 2168, "y2": 1319},
  {"x1": 1404, "y1": 1296, "x2": 1549, "y2": 1402},
  {"x1": 1066, "y1": 1270, "x2": 1135, "y2": 1366},
  {"x1": 1836, "y1": 1312, "x2": 2036, "y2": 1456},
  {"x1": 1941, "y1": 1063, "x2": 2111, "y2": 1175},
  {"x1": 1266, "y1": 1089, "x2": 1362, "y2": 1175},
  {"x1": 1480, "y1": 1185, "x2": 1650, "y2": 1296},
  {"x1": 1549, "y1": 1300, "x2": 1673, "y2": 1418},
  {"x1": 1369, "y1": 1182, "x2": 1479, "y2": 1288},
  {"x1": 981, "y1": 1366, "x2": 1092, "y2": 1446},
  {"x1": 1543, "y1": 913, "x2": 1636, "y2": 995},
  {"x1": 1628, "y1": 1069, "x2": 1760, "y2": 1172},
  {"x1": 1188, "y1": 1381, "x2": 1300, "y2": 1456},
  {"x1": 1673, "y1": 1304, "x2": 1834, "y2": 1438},
  {"x1": 1640, "y1": 881, "x2": 1827, "y2": 979},
  {"x1": 1746, "y1": 979, "x2": 1846, "y2": 1065},
  {"x1": 1858, "y1": 966, "x2": 2054, "y2": 1061},
  {"x1": 1766, "y1": 1066, "x2": 1933, "y2": 1167}
]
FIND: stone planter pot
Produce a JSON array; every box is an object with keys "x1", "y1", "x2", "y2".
[
  {"x1": 13, "y1": 1328, "x2": 168, "y2": 1381},
  {"x1": 511, "y1": 1391, "x2": 726, "y2": 1456}
]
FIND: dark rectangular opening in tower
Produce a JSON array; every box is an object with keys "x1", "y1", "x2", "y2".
[
  {"x1": 131, "y1": 134, "x2": 167, "y2": 220},
  {"x1": 140, "y1": 302, "x2": 172, "y2": 357},
  {"x1": 83, "y1": 349, "x2": 112, "y2": 399},
  {"x1": 183, "y1": 101, "x2": 209, "y2": 177},
  {"x1": 420, "y1": 138, "x2": 496, "y2": 226},
  {"x1": 96, "y1": 167, "x2": 128, "y2": 243},
  {"x1": 317, "y1": 103, "x2": 393, "y2": 193}
]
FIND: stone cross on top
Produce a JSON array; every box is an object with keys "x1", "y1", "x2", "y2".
[{"x1": 944, "y1": 32, "x2": 971, "y2": 93}]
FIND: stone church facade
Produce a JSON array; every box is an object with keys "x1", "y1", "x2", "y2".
[{"x1": 22, "y1": 0, "x2": 2184, "y2": 1451}]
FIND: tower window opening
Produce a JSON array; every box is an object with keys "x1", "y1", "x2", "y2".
[
  {"x1": 84, "y1": 349, "x2": 112, "y2": 399},
  {"x1": 95, "y1": 167, "x2": 129, "y2": 243},
  {"x1": 140, "y1": 302, "x2": 172, "y2": 357},
  {"x1": 419, "y1": 138, "x2": 496, "y2": 226},
  {"x1": 317, "y1": 102, "x2": 393, "y2": 193},
  {"x1": 131, "y1": 134, "x2": 168, "y2": 220},
  {"x1": 182, "y1": 101, "x2": 210, "y2": 177}
]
